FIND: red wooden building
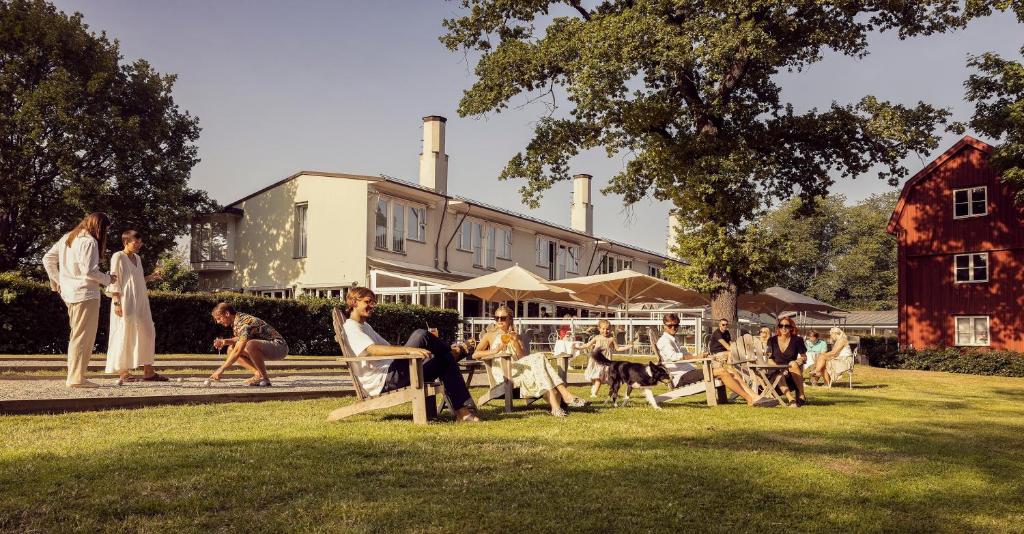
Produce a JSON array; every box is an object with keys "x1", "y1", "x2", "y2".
[{"x1": 888, "y1": 136, "x2": 1024, "y2": 351}]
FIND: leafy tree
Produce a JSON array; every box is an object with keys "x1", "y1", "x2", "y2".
[
  {"x1": 0, "y1": 0, "x2": 215, "y2": 274},
  {"x1": 150, "y1": 246, "x2": 198, "y2": 293},
  {"x1": 443, "y1": 0, "x2": 977, "y2": 322},
  {"x1": 760, "y1": 192, "x2": 899, "y2": 310},
  {"x1": 965, "y1": 2, "x2": 1024, "y2": 203}
]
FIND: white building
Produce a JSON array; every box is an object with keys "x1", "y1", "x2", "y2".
[{"x1": 191, "y1": 115, "x2": 675, "y2": 317}]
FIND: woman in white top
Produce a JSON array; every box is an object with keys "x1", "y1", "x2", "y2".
[
  {"x1": 811, "y1": 327, "x2": 852, "y2": 386},
  {"x1": 474, "y1": 305, "x2": 588, "y2": 417},
  {"x1": 106, "y1": 230, "x2": 164, "y2": 384},
  {"x1": 342, "y1": 287, "x2": 480, "y2": 423},
  {"x1": 42, "y1": 212, "x2": 117, "y2": 388}
]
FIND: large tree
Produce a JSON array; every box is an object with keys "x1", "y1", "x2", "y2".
[
  {"x1": 0, "y1": 0, "x2": 214, "y2": 274},
  {"x1": 965, "y1": 2, "x2": 1024, "y2": 203},
  {"x1": 762, "y1": 192, "x2": 899, "y2": 310},
  {"x1": 443, "y1": 0, "x2": 982, "y2": 322}
]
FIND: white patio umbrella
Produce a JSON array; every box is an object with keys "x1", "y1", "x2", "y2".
[
  {"x1": 549, "y1": 270, "x2": 709, "y2": 346},
  {"x1": 548, "y1": 270, "x2": 709, "y2": 311},
  {"x1": 738, "y1": 286, "x2": 844, "y2": 318},
  {"x1": 445, "y1": 265, "x2": 571, "y2": 328}
]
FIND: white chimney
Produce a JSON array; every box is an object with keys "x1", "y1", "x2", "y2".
[
  {"x1": 666, "y1": 209, "x2": 682, "y2": 259},
  {"x1": 570, "y1": 173, "x2": 594, "y2": 235},
  {"x1": 419, "y1": 115, "x2": 449, "y2": 194}
]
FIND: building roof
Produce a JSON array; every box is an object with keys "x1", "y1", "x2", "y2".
[
  {"x1": 221, "y1": 169, "x2": 676, "y2": 263},
  {"x1": 887, "y1": 135, "x2": 994, "y2": 235},
  {"x1": 797, "y1": 310, "x2": 897, "y2": 327}
]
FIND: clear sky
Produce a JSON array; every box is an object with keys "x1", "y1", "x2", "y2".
[{"x1": 52, "y1": 1, "x2": 1023, "y2": 253}]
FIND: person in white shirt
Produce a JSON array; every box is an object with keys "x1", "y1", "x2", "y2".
[
  {"x1": 342, "y1": 287, "x2": 480, "y2": 423},
  {"x1": 42, "y1": 212, "x2": 117, "y2": 388},
  {"x1": 657, "y1": 314, "x2": 763, "y2": 406}
]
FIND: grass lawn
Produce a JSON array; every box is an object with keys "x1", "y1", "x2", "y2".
[{"x1": 2, "y1": 367, "x2": 1023, "y2": 533}]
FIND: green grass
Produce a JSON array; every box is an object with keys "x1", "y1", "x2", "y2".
[{"x1": 2, "y1": 367, "x2": 1023, "y2": 533}]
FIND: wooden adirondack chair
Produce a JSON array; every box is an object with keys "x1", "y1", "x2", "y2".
[
  {"x1": 474, "y1": 352, "x2": 516, "y2": 414},
  {"x1": 648, "y1": 327, "x2": 727, "y2": 406},
  {"x1": 327, "y1": 308, "x2": 443, "y2": 424}
]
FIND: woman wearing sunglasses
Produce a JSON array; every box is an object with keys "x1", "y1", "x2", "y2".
[
  {"x1": 765, "y1": 318, "x2": 808, "y2": 407},
  {"x1": 474, "y1": 305, "x2": 588, "y2": 417}
]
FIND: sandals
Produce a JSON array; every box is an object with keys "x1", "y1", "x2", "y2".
[
  {"x1": 550, "y1": 408, "x2": 569, "y2": 417},
  {"x1": 116, "y1": 375, "x2": 138, "y2": 386},
  {"x1": 142, "y1": 372, "x2": 169, "y2": 382},
  {"x1": 567, "y1": 397, "x2": 589, "y2": 408}
]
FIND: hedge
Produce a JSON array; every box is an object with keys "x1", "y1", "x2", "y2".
[
  {"x1": 0, "y1": 273, "x2": 460, "y2": 355},
  {"x1": 856, "y1": 334, "x2": 1024, "y2": 377},
  {"x1": 859, "y1": 335, "x2": 900, "y2": 368}
]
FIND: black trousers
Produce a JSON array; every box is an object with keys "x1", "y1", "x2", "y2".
[{"x1": 382, "y1": 329, "x2": 475, "y2": 411}]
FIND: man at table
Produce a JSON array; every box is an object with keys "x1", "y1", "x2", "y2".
[
  {"x1": 657, "y1": 314, "x2": 760, "y2": 405},
  {"x1": 708, "y1": 318, "x2": 733, "y2": 357}
]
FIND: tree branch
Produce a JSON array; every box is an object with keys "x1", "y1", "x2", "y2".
[{"x1": 567, "y1": 0, "x2": 591, "y2": 21}]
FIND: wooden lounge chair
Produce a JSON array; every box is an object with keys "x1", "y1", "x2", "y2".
[
  {"x1": 474, "y1": 352, "x2": 516, "y2": 414},
  {"x1": 827, "y1": 347, "x2": 856, "y2": 388},
  {"x1": 648, "y1": 327, "x2": 727, "y2": 406},
  {"x1": 327, "y1": 308, "x2": 443, "y2": 425}
]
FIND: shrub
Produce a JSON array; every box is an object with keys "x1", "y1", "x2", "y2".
[
  {"x1": 860, "y1": 335, "x2": 901, "y2": 368},
  {"x1": 897, "y1": 347, "x2": 1024, "y2": 377},
  {"x1": 0, "y1": 273, "x2": 459, "y2": 355}
]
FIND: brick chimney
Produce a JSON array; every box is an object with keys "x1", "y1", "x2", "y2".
[
  {"x1": 419, "y1": 115, "x2": 449, "y2": 194},
  {"x1": 570, "y1": 173, "x2": 594, "y2": 235}
]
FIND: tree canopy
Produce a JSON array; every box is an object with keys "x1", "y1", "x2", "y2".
[
  {"x1": 966, "y1": 2, "x2": 1024, "y2": 203},
  {"x1": 0, "y1": 0, "x2": 215, "y2": 274},
  {"x1": 443, "y1": 0, "x2": 983, "y2": 321},
  {"x1": 761, "y1": 192, "x2": 899, "y2": 310}
]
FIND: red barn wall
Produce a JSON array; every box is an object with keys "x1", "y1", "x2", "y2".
[{"x1": 894, "y1": 142, "x2": 1024, "y2": 352}]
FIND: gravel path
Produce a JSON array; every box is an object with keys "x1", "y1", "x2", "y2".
[{"x1": 0, "y1": 375, "x2": 351, "y2": 401}]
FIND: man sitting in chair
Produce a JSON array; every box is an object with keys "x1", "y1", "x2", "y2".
[
  {"x1": 657, "y1": 314, "x2": 761, "y2": 406},
  {"x1": 342, "y1": 287, "x2": 481, "y2": 423}
]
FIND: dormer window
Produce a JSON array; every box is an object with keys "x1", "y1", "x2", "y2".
[{"x1": 953, "y1": 186, "x2": 987, "y2": 219}]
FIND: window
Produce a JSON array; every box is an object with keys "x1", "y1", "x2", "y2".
[
  {"x1": 257, "y1": 288, "x2": 293, "y2": 299},
  {"x1": 955, "y1": 316, "x2": 989, "y2": 346},
  {"x1": 408, "y1": 206, "x2": 426, "y2": 242},
  {"x1": 293, "y1": 203, "x2": 308, "y2": 258},
  {"x1": 486, "y1": 225, "x2": 496, "y2": 268},
  {"x1": 954, "y1": 186, "x2": 987, "y2": 219},
  {"x1": 457, "y1": 219, "x2": 473, "y2": 251},
  {"x1": 954, "y1": 253, "x2": 988, "y2": 283},
  {"x1": 556, "y1": 244, "x2": 567, "y2": 280},
  {"x1": 472, "y1": 222, "x2": 483, "y2": 266},
  {"x1": 536, "y1": 237, "x2": 551, "y2": 267},
  {"x1": 649, "y1": 265, "x2": 663, "y2": 279},
  {"x1": 567, "y1": 245, "x2": 579, "y2": 274},
  {"x1": 375, "y1": 197, "x2": 424, "y2": 254},
  {"x1": 191, "y1": 221, "x2": 229, "y2": 262},
  {"x1": 597, "y1": 253, "x2": 633, "y2": 274},
  {"x1": 497, "y1": 227, "x2": 512, "y2": 260},
  {"x1": 375, "y1": 198, "x2": 389, "y2": 250}
]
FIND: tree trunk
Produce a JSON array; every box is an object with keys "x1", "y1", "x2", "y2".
[{"x1": 709, "y1": 277, "x2": 739, "y2": 328}]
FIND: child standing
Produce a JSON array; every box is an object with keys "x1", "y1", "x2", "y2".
[
  {"x1": 106, "y1": 230, "x2": 164, "y2": 384},
  {"x1": 583, "y1": 319, "x2": 627, "y2": 397}
]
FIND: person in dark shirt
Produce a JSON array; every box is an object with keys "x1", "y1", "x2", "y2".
[
  {"x1": 708, "y1": 318, "x2": 733, "y2": 355},
  {"x1": 766, "y1": 317, "x2": 808, "y2": 407}
]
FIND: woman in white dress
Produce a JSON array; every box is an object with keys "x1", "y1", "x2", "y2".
[
  {"x1": 811, "y1": 327, "x2": 852, "y2": 386},
  {"x1": 106, "y1": 230, "x2": 164, "y2": 384},
  {"x1": 474, "y1": 305, "x2": 588, "y2": 417}
]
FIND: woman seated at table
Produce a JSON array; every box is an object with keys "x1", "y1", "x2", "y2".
[
  {"x1": 811, "y1": 327, "x2": 852, "y2": 386},
  {"x1": 803, "y1": 331, "x2": 828, "y2": 371},
  {"x1": 752, "y1": 327, "x2": 772, "y2": 361},
  {"x1": 474, "y1": 305, "x2": 588, "y2": 417},
  {"x1": 765, "y1": 317, "x2": 808, "y2": 407}
]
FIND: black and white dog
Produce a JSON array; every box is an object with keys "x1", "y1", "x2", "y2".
[{"x1": 591, "y1": 347, "x2": 673, "y2": 409}]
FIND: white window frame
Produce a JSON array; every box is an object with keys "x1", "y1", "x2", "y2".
[
  {"x1": 649, "y1": 264, "x2": 663, "y2": 279},
  {"x1": 374, "y1": 196, "x2": 424, "y2": 254},
  {"x1": 407, "y1": 205, "x2": 427, "y2": 243},
  {"x1": 597, "y1": 252, "x2": 634, "y2": 274},
  {"x1": 191, "y1": 221, "x2": 229, "y2": 262},
  {"x1": 497, "y1": 226, "x2": 513, "y2": 260},
  {"x1": 953, "y1": 186, "x2": 987, "y2": 219},
  {"x1": 457, "y1": 219, "x2": 473, "y2": 252},
  {"x1": 256, "y1": 288, "x2": 294, "y2": 299},
  {"x1": 954, "y1": 252, "x2": 989, "y2": 283},
  {"x1": 567, "y1": 245, "x2": 579, "y2": 274},
  {"x1": 536, "y1": 236, "x2": 552, "y2": 267},
  {"x1": 293, "y1": 202, "x2": 308, "y2": 258},
  {"x1": 954, "y1": 316, "x2": 990, "y2": 346}
]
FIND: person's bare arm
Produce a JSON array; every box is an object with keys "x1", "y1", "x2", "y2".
[
  {"x1": 211, "y1": 337, "x2": 250, "y2": 379},
  {"x1": 365, "y1": 344, "x2": 431, "y2": 358}
]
